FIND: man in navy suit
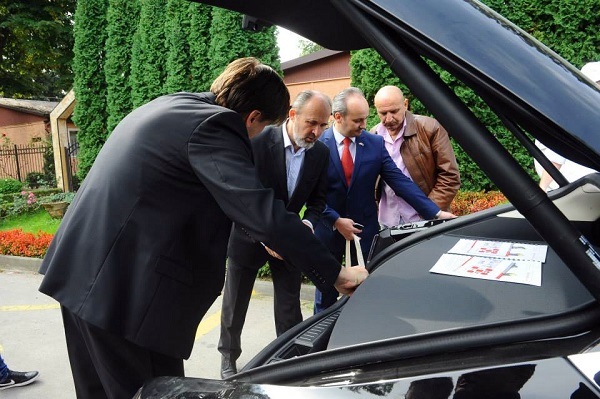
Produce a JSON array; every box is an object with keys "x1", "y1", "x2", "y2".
[
  {"x1": 314, "y1": 87, "x2": 455, "y2": 313},
  {"x1": 219, "y1": 90, "x2": 332, "y2": 378}
]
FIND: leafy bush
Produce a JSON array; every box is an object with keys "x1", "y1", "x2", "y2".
[
  {"x1": 450, "y1": 191, "x2": 508, "y2": 216},
  {"x1": 26, "y1": 171, "x2": 56, "y2": 189},
  {"x1": 0, "y1": 229, "x2": 53, "y2": 258},
  {"x1": 257, "y1": 263, "x2": 271, "y2": 279},
  {"x1": 1, "y1": 191, "x2": 39, "y2": 218},
  {"x1": 38, "y1": 191, "x2": 76, "y2": 204},
  {"x1": 30, "y1": 188, "x2": 62, "y2": 198},
  {"x1": 0, "y1": 178, "x2": 23, "y2": 194}
]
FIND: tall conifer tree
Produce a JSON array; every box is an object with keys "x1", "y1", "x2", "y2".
[
  {"x1": 208, "y1": 8, "x2": 280, "y2": 81},
  {"x1": 164, "y1": 0, "x2": 193, "y2": 93},
  {"x1": 188, "y1": 2, "x2": 213, "y2": 91},
  {"x1": 130, "y1": 0, "x2": 168, "y2": 107},
  {"x1": 105, "y1": 0, "x2": 140, "y2": 134},
  {"x1": 71, "y1": 0, "x2": 108, "y2": 178}
]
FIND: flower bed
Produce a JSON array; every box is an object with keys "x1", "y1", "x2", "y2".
[
  {"x1": 450, "y1": 191, "x2": 508, "y2": 216},
  {"x1": 0, "y1": 192, "x2": 508, "y2": 259},
  {"x1": 0, "y1": 229, "x2": 53, "y2": 258}
]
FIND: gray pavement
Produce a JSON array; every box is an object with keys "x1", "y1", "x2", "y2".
[{"x1": 0, "y1": 258, "x2": 315, "y2": 398}]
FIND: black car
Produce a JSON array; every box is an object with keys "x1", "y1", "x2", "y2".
[{"x1": 135, "y1": 0, "x2": 600, "y2": 397}]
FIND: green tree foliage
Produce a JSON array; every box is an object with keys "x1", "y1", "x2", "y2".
[
  {"x1": 350, "y1": 0, "x2": 600, "y2": 191},
  {"x1": 104, "y1": 0, "x2": 139, "y2": 134},
  {"x1": 247, "y1": 25, "x2": 280, "y2": 74},
  {"x1": 298, "y1": 39, "x2": 324, "y2": 57},
  {"x1": 187, "y1": 2, "x2": 213, "y2": 91},
  {"x1": 130, "y1": 0, "x2": 168, "y2": 108},
  {"x1": 164, "y1": 0, "x2": 193, "y2": 93},
  {"x1": 71, "y1": 0, "x2": 108, "y2": 179},
  {"x1": 0, "y1": 0, "x2": 75, "y2": 99},
  {"x1": 208, "y1": 8, "x2": 281, "y2": 81},
  {"x1": 484, "y1": 0, "x2": 599, "y2": 68}
]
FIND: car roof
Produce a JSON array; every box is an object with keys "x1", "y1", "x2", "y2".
[{"x1": 193, "y1": 0, "x2": 600, "y2": 171}]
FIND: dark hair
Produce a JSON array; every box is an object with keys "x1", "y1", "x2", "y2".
[{"x1": 210, "y1": 57, "x2": 290, "y2": 125}]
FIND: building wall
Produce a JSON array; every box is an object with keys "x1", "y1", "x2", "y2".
[
  {"x1": 285, "y1": 78, "x2": 351, "y2": 105},
  {"x1": 283, "y1": 51, "x2": 351, "y2": 102},
  {"x1": 0, "y1": 108, "x2": 50, "y2": 145}
]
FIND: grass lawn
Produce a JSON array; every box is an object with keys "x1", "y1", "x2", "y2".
[{"x1": 0, "y1": 209, "x2": 62, "y2": 234}]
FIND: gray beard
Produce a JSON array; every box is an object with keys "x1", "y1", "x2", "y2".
[{"x1": 294, "y1": 136, "x2": 315, "y2": 150}]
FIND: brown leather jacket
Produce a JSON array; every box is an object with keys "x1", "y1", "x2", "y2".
[{"x1": 373, "y1": 111, "x2": 460, "y2": 210}]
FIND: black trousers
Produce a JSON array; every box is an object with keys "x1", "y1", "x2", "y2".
[
  {"x1": 218, "y1": 256, "x2": 303, "y2": 361},
  {"x1": 61, "y1": 306, "x2": 184, "y2": 399}
]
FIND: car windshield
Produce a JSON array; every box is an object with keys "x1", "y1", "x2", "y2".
[{"x1": 193, "y1": 0, "x2": 600, "y2": 304}]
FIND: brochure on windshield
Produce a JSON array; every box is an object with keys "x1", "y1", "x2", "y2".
[
  {"x1": 429, "y1": 239, "x2": 547, "y2": 286},
  {"x1": 447, "y1": 239, "x2": 547, "y2": 262},
  {"x1": 429, "y1": 253, "x2": 542, "y2": 286}
]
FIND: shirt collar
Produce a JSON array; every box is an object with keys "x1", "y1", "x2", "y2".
[
  {"x1": 332, "y1": 125, "x2": 354, "y2": 145},
  {"x1": 377, "y1": 118, "x2": 407, "y2": 142},
  {"x1": 282, "y1": 120, "x2": 293, "y2": 149}
]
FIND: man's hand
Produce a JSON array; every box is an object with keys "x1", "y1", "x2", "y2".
[
  {"x1": 264, "y1": 245, "x2": 283, "y2": 260},
  {"x1": 437, "y1": 211, "x2": 456, "y2": 219},
  {"x1": 334, "y1": 265, "x2": 369, "y2": 296},
  {"x1": 334, "y1": 217, "x2": 363, "y2": 240}
]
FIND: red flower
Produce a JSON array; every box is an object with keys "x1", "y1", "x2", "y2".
[{"x1": 0, "y1": 229, "x2": 53, "y2": 258}]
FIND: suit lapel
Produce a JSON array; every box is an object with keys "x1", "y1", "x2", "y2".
[
  {"x1": 269, "y1": 126, "x2": 289, "y2": 203},
  {"x1": 352, "y1": 133, "x2": 367, "y2": 187},
  {"x1": 322, "y1": 128, "x2": 347, "y2": 188}
]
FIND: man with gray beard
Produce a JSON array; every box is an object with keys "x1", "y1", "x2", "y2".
[{"x1": 218, "y1": 90, "x2": 332, "y2": 378}]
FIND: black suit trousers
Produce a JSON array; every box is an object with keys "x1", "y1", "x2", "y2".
[
  {"x1": 61, "y1": 306, "x2": 184, "y2": 399},
  {"x1": 218, "y1": 256, "x2": 303, "y2": 361}
]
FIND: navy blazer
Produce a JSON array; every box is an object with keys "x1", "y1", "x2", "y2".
[
  {"x1": 227, "y1": 124, "x2": 329, "y2": 266},
  {"x1": 315, "y1": 127, "x2": 439, "y2": 258}
]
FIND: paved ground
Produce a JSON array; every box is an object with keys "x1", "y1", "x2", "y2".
[{"x1": 0, "y1": 259, "x2": 315, "y2": 398}]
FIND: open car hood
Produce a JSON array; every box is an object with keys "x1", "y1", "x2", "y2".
[{"x1": 193, "y1": 0, "x2": 600, "y2": 170}]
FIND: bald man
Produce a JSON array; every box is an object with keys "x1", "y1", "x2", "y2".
[{"x1": 372, "y1": 86, "x2": 460, "y2": 228}]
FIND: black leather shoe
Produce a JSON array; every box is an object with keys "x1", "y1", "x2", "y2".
[{"x1": 220, "y1": 355, "x2": 237, "y2": 379}]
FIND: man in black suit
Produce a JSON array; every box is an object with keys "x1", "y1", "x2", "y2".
[
  {"x1": 218, "y1": 90, "x2": 332, "y2": 378},
  {"x1": 38, "y1": 58, "x2": 367, "y2": 399}
]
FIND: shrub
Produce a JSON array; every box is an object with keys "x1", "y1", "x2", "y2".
[
  {"x1": 257, "y1": 263, "x2": 271, "y2": 279},
  {"x1": 0, "y1": 229, "x2": 53, "y2": 258},
  {"x1": 451, "y1": 191, "x2": 508, "y2": 216},
  {"x1": 0, "y1": 178, "x2": 23, "y2": 194},
  {"x1": 26, "y1": 171, "x2": 56, "y2": 189},
  {"x1": 31, "y1": 188, "x2": 62, "y2": 198},
  {"x1": 38, "y1": 191, "x2": 76, "y2": 204},
  {"x1": 1, "y1": 191, "x2": 40, "y2": 218}
]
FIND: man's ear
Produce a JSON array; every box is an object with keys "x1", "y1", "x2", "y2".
[
  {"x1": 288, "y1": 108, "x2": 296, "y2": 121},
  {"x1": 333, "y1": 111, "x2": 343, "y2": 123},
  {"x1": 245, "y1": 110, "x2": 262, "y2": 126}
]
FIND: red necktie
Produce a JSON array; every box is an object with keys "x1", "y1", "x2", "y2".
[{"x1": 341, "y1": 137, "x2": 354, "y2": 186}]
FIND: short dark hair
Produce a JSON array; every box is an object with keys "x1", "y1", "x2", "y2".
[{"x1": 210, "y1": 57, "x2": 290, "y2": 125}]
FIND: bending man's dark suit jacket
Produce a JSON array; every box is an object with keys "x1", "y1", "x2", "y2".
[
  {"x1": 315, "y1": 127, "x2": 440, "y2": 259},
  {"x1": 221, "y1": 124, "x2": 329, "y2": 355},
  {"x1": 38, "y1": 92, "x2": 341, "y2": 360}
]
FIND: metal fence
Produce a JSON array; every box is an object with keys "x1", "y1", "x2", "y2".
[{"x1": 0, "y1": 144, "x2": 50, "y2": 182}]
